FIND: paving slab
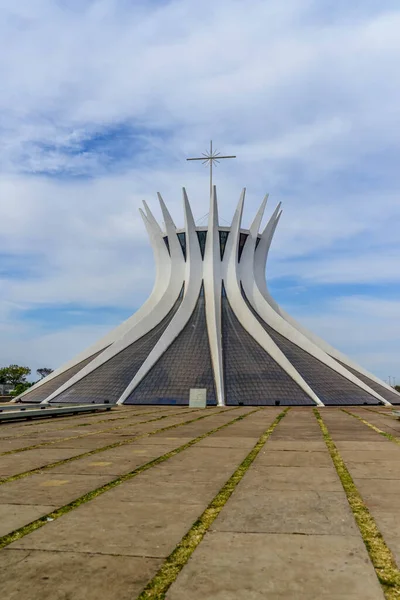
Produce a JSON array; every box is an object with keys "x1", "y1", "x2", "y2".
[
  {"x1": 213, "y1": 489, "x2": 359, "y2": 536},
  {"x1": 49, "y1": 444, "x2": 174, "y2": 476},
  {"x1": 0, "y1": 504, "x2": 56, "y2": 537},
  {"x1": 267, "y1": 440, "x2": 327, "y2": 451},
  {"x1": 255, "y1": 449, "x2": 333, "y2": 467},
  {"x1": 48, "y1": 435, "x2": 135, "y2": 449},
  {"x1": 104, "y1": 476, "x2": 220, "y2": 505},
  {"x1": 159, "y1": 446, "x2": 249, "y2": 468},
  {"x1": 334, "y1": 441, "x2": 390, "y2": 451},
  {"x1": 372, "y1": 511, "x2": 400, "y2": 537},
  {"x1": 362, "y1": 492, "x2": 400, "y2": 511},
  {"x1": 344, "y1": 461, "x2": 400, "y2": 479},
  {"x1": 0, "y1": 447, "x2": 96, "y2": 478},
  {"x1": 237, "y1": 466, "x2": 343, "y2": 491},
  {"x1": 136, "y1": 462, "x2": 233, "y2": 484},
  {"x1": 192, "y1": 435, "x2": 255, "y2": 449},
  {"x1": 354, "y1": 478, "x2": 400, "y2": 496},
  {"x1": 10, "y1": 499, "x2": 204, "y2": 557},
  {"x1": 133, "y1": 435, "x2": 194, "y2": 446},
  {"x1": 0, "y1": 473, "x2": 111, "y2": 505},
  {"x1": 166, "y1": 532, "x2": 384, "y2": 600},
  {"x1": 0, "y1": 437, "x2": 56, "y2": 452},
  {"x1": 0, "y1": 549, "x2": 161, "y2": 600},
  {"x1": 339, "y1": 449, "x2": 400, "y2": 463}
]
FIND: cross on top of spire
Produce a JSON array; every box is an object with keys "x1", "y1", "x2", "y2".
[{"x1": 187, "y1": 140, "x2": 236, "y2": 198}]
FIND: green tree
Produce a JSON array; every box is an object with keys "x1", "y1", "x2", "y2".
[
  {"x1": 1, "y1": 365, "x2": 31, "y2": 387},
  {"x1": 37, "y1": 368, "x2": 53, "y2": 380},
  {"x1": 0, "y1": 368, "x2": 7, "y2": 385},
  {"x1": 394, "y1": 385, "x2": 400, "y2": 393},
  {"x1": 10, "y1": 382, "x2": 33, "y2": 397}
]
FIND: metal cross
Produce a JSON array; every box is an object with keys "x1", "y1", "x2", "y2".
[{"x1": 187, "y1": 140, "x2": 236, "y2": 198}]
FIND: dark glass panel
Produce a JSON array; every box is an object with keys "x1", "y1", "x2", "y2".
[
  {"x1": 222, "y1": 291, "x2": 313, "y2": 405},
  {"x1": 163, "y1": 236, "x2": 170, "y2": 255},
  {"x1": 196, "y1": 230, "x2": 207, "y2": 259},
  {"x1": 219, "y1": 230, "x2": 230, "y2": 260},
  {"x1": 50, "y1": 292, "x2": 183, "y2": 404},
  {"x1": 127, "y1": 288, "x2": 216, "y2": 405},
  {"x1": 20, "y1": 348, "x2": 107, "y2": 404},
  {"x1": 238, "y1": 232, "x2": 248, "y2": 262},
  {"x1": 335, "y1": 360, "x2": 400, "y2": 405},
  {"x1": 241, "y1": 287, "x2": 380, "y2": 405},
  {"x1": 177, "y1": 232, "x2": 186, "y2": 260}
]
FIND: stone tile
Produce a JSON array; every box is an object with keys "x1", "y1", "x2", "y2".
[
  {"x1": 49, "y1": 445, "x2": 172, "y2": 476},
  {"x1": 0, "y1": 473, "x2": 111, "y2": 505},
  {"x1": 371, "y1": 512, "x2": 400, "y2": 538},
  {"x1": 345, "y1": 461, "x2": 400, "y2": 479},
  {"x1": 0, "y1": 504, "x2": 56, "y2": 536},
  {"x1": 49, "y1": 435, "x2": 130, "y2": 449},
  {"x1": 334, "y1": 442, "x2": 390, "y2": 451},
  {"x1": 163, "y1": 446, "x2": 248, "y2": 467},
  {"x1": 137, "y1": 463, "x2": 230, "y2": 484},
  {"x1": 0, "y1": 549, "x2": 161, "y2": 600},
  {"x1": 0, "y1": 438, "x2": 52, "y2": 452},
  {"x1": 105, "y1": 476, "x2": 220, "y2": 505},
  {"x1": 362, "y1": 493, "x2": 400, "y2": 511},
  {"x1": 166, "y1": 532, "x2": 384, "y2": 600},
  {"x1": 241, "y1": 466, "x2": 342, "y2": 491},
  {"x1": 266, "y1": 441, "x2": 327, "y2": 451},
  {"x1": 339, "y1": 450, "x2": 400, "y2": 463},
  {"x1": 10, "y1": 499, "x2": 204, "y2": 558},
  {"x1": 133, "y1": 436, "x2": 193, "y2": 446},
  {"x1": 0, "y1": 448, "x2": 88, "y2": 478},
  {"x1": 153, "y1": 423, "x2": 228, "y2": 438},
  {"x1": 213, "y1": 490, "x2": 358, "y2": 536},
  {"x1": 195, "y1": 436, "x2": 255, "y2": 449},
  {"x1": 355, "y1": 478, "x2": 400, "y2": 496},
  {"x1": 255, "y1": 449, "x2": 332, "y2": 467}
]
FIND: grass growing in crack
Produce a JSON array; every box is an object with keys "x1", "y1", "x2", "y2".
[
  {"x1": 136, "y1": 407, "x2": 290, "y2": 600},
  {"x1": 342, "y1": 409, "x2": 400, "y2": 446},
  {"x1": 0, "y1": 407, "x2": 261, "y2": 549},
  {"x1": 0, "y1": 407, "x2": 260, "y2": 550},
  {"x1": 0, "y1": 408, "x2": 203, "y2": 456},
  {"x1": 314, "y1": 408, "x2": 400, "y2": 600},
  {"x1": 0, "y1": 407, "x2": 240, "y2": 486},
  {"x1": 0, "y1": 407, "x2": 164, "y2": 439},
  {"x1": 361, "y1": 407, "x2": 398, "y2": 419}
]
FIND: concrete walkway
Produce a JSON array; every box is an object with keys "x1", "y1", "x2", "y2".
[{"x1": 0, "y1": 406, "x2": 398, "y2": 599}]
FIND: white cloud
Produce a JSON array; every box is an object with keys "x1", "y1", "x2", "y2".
[{"x1": 0, "y1": 0, "x2": 400, "y2": 378}]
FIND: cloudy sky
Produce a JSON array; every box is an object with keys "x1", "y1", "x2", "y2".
[{"x1": 1, "y1": 0, "x2": 399, "y2": 383}]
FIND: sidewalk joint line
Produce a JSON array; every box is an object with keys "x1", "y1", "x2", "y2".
[
  {"x1": 0, "y1": 408, "x2": 203, "y2": 456},
  {"x1": 341, "y1": 409, "x2": 400, "y2": 446},
  {"x1": 0, "y1": 407, "x2": 170, "y2": 440},
  {"x1": 361, "y1": 407, "x2": 397, "y2": 419},
  {"x1": 0, "y1": 408, "x2": 241, "y2": 486},
  {"x1": 136, "y1": 407, "x2": 290, "y2": 600},
  {"x1": 0, "y1": 407, "x2": 261, "y2": 550},
  {"x1": 314, "y1": 408, "x2": 400, "y2": 599}
]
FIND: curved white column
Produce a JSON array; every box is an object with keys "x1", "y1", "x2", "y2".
[
  {"x1": 254, "y1": 209, "x2": 395, "y2": 404},
  {"x1": 203, "y1": 186, "x2": 225, "y2": 406},
  {"x1": 21, "y1": 201, "x2": 173, "y2": 404},
  {"x1": 117, "y1": 188, "x2": 203, "y2": 404},
  {"x1": 240, "y1": 200, "x2": 391, "y2": 405},
  {"x1": 17, "y1": 183, "x2": 396, "y2": 409},
  {"x1": 223, "y1": 190, "x2": 324, "y2": 407},
  {"x1": 42, "y1": 195, "x2": 185, "y2": 404}
]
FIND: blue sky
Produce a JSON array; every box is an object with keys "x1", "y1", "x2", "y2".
[{"x1": 0, "y1": 0, "x2": 400, "y2": 384}]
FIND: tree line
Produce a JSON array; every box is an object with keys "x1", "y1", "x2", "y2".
[{"x1": 0, "y1": 365, "x2": 53, "y2": 397}]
